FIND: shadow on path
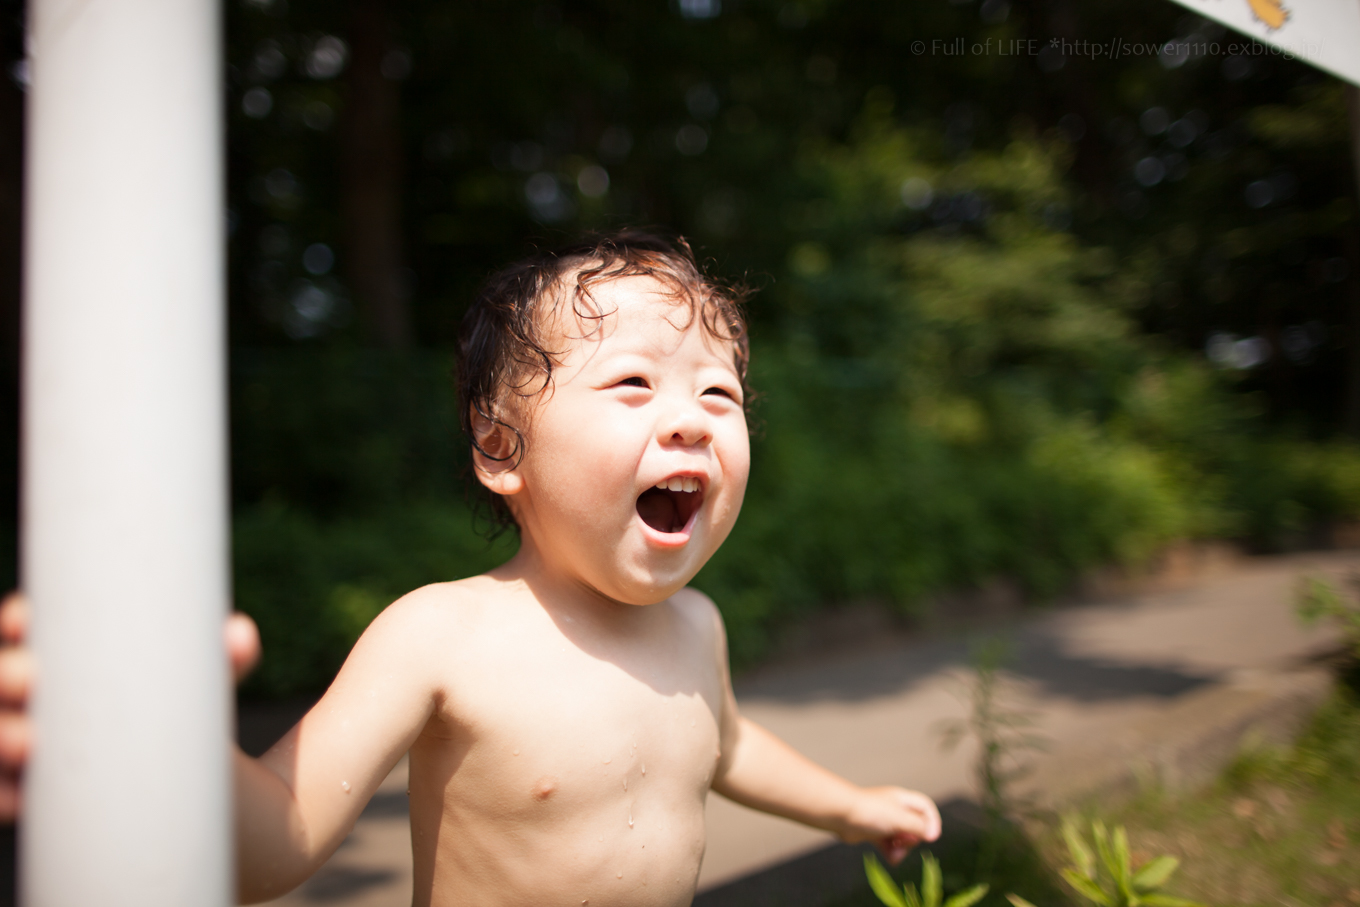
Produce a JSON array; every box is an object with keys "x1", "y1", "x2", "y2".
[{"x1": 735, "y1": 622, "x2": 1217, "y2": 707}]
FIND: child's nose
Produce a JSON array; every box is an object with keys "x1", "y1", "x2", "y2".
[{"x1": 659, "y1": 400, "x2": 711, "y2": 448}]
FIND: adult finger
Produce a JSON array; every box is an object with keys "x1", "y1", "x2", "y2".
[
  {"x1": 0, "y1": 593, "x2": 28, "y2": 645},
  {"x1": 0, "y1": 712, "x2": 30, "y2": 768},
  {"x1": 0, "y1": 775, "x2": 19, "y2": 823},
  {"x1": 225, "y1": 612, "x2": 261, "y2": 684},
  {"x1": 0, "y1": 648, "x2": 31, "y2": 705}
]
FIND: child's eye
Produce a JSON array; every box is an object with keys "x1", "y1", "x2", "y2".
[
  {"x1": 702, "y1": 386, "x2": 736, "y2": 401},
  {"x1": 618, "y1": 377, "x2": 649, "y2": 388}
]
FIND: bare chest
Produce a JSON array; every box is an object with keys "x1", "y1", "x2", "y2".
[{"x1": 412, "y1": 620, "x2": 725, "y2": 818}]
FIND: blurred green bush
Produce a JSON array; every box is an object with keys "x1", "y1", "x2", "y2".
[
  {"x1": 230, "y1": 350, "x2": 515, "y2": 698},
  {"x1": 231, "y1": 118, "x2": 1360, "y2": 698}
]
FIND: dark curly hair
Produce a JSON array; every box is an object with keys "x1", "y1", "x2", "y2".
[{"x1": 456, "y1": 229, "x2": 752, "y2": 534}]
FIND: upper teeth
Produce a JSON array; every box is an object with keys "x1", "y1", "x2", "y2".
[{"x1": 658, "y1": 476, "x2": 700, "y2": 493}]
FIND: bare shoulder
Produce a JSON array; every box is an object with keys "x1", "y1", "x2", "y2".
[
  {"x1": 352, "y1": 574, "x2": 507, "y2": 656},
  {"x1": 668, "y1": 586, "x2": 728, "y2": 649}
]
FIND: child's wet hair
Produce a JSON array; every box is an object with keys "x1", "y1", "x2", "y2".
[{"x1": 456, "y1": 229, "x2": 751, "y2": 534}]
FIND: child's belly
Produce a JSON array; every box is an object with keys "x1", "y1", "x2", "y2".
[
  {"x1": 407, "y1": 663, "x2": 724, "y2": 906},
  {"x1": 417, "y1": 774, "x2": 712, "y2": 907}
]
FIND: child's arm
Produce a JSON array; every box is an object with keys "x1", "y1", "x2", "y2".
[
  {"x1": 704, "y1": 601, "x2": 941, "y2": 865},
  {"x1": 234, "y1": 587, "x2": 452, "y2": 902}
]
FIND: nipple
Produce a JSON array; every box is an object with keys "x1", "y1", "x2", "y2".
[{"x1": 340, "y1": 781, "x2": 351, "y2": 793}]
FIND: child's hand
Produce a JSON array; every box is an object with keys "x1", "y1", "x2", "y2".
[
  {"x1": 0, "y1": 593, "x2": 263, "y2": 822},
  {"x1": 839, "y1": 786, "x2": 942, "y2": 865}
]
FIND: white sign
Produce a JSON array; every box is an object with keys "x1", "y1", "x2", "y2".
[{"x1": 1163, "y1": 0, "x2": 1360, "y2": 85}]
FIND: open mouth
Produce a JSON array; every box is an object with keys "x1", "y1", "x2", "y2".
[{"x1": 636, "y1": 478, "x2": 703, "y2": 534}]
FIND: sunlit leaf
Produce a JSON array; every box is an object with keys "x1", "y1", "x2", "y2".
[
  {"x1": 1061, "y1": 868, "x2": 1114, "y2": 907},
  {"x1": 942, "y1": 883, "x2": 989, "y2": 907},
  {"x1": 921, "y1": 853, "x2": 943, "y2": 907},
  {"x1": 1131, "y1": 856, "x2": 1179, "y2": 890},
  {"x1": 1112, "y1": 825, "x2": 1133, "y2": 898},
  {"x1": 1006, "y1": 895, "x2": 1039, "y2": 907},
  {"x1": 864, "y1": 854, "x2": 910, "y2": 907},
  {"x1": 1092, "y1": 821, "x2": 1118, "y2": 882},
  {"x1": 1062, "y1": 817, "x2": 1096, "y2": 879}
]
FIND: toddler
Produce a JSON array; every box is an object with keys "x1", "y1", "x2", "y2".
[{"x1": 0, "y1": 230, "x2": 939, "y2": 906}]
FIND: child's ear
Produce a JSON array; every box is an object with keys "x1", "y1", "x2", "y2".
[{"x1": 470, "y1": 410, "x2": 525, "y2": 497}]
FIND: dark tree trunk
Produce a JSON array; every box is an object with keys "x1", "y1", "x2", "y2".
[
  {"x1": 1016, "y1": 0, "x2": 1117, "y2": 202},
  {"x1": 1343, "y1": 86, "x2": 1360, "y2": 436},
  {"x1": 0, "y1": 18, "x2": 22, "y2": 531},
  {"x1": 341, "y1": 0, "x2": 411, "y2": 349}
]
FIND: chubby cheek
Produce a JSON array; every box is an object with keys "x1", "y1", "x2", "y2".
[
  {"x1": 531, "y1": 421, "x2": 641, "y2": 528},
  {"x1": 710, "y1": 446, "x2": 750, "y2": 541}
]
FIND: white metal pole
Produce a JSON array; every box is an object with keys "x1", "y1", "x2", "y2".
[{"x1": 20, "y1": 0, "x2": 231, "y2": 905}]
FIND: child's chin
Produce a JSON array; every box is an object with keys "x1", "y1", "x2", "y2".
[{"x1": 613, "y1": 555, "x2": 704, "y2": 603}]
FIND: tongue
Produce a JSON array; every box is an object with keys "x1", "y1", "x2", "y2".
[{"x1": 637, "y1": 488, "x2": 684, "y2": 533}]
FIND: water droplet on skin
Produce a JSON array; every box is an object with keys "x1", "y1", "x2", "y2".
[
  {"x1": 603, "y1": 756, "x2": 611, "y2": 764},
  {"x1": 513, "y1": 749, "x2": 520, "y2": 756},
  {"x1": 617, "y1": 873, "x2": 623, "y2": 879},
  {"x1": 622, "y1": 779, "x2": 627, "y2": 791},
  {"x1": 341, "y1": 781, "x2": 351, "y2": 793},
  {"x1": 641, "y1": 763, "x2": 646, "y2": 775},
  {"x1": 628, "y1": 813, "x2": 634, "y2": 828}
]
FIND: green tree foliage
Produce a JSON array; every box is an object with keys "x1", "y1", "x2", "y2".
[{"x1": 213, "y1": 0, "x2": 1360, "y2": 695}]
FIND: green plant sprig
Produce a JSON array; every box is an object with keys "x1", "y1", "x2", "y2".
[
  {"x1": 1049, "y1": 817, "x2": 1204, "y2": 907},
  {"x1": 864, "y1": 852, "x2": 988, "y2": 907}
]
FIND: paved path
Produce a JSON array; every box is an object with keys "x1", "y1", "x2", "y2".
[{"x1": 250, "y1": 550, "x2": 1353, "y2": 906}]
